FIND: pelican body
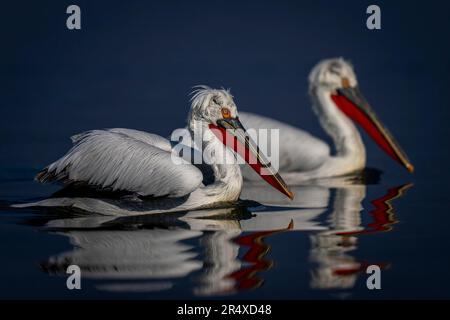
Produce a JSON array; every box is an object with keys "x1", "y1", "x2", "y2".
[
  {"x1": 18, "y1": 87, "x2": 292, "y2": 215},
  {"x1": 240, "y1": 58, "x2": 413, "y2": 182}
]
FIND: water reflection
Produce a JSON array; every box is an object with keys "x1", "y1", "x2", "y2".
[
  {"x1": 308, "y1": 184, "x2": 409, "y2": 289},
  {"x1": 32, "y1": 180, "x2": 411, "y2": 296}
]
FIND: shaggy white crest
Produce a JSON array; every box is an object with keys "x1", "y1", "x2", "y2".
[
  {"x1": 188, "y1": 85, "x2": 238, "y2": 125},
  {"x1": 308, "y1": 58, "x2": 358, "y2": 91}
]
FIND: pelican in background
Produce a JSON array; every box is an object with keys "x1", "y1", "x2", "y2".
[
  {"x1": 14, "y1": 87, "x2": 293, "y2": 215},
  {"x1": 240, "y1": 58, "x2": 414, "y2": 182}
]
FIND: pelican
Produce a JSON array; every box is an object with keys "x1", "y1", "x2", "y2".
[
  {"x1": 15, "y1": 86, "x2": 293, "y2": 215},
  {"x1": 240, "y1": 58, "x2": 414, "y2": 182}
]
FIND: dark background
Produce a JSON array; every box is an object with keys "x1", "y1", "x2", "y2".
[
  {"x1": 1, "y1": 0, "x2": 450, "y2": 299},
  {"x1": 2, "y1": 0, "x2": 449, "y2": 176}
]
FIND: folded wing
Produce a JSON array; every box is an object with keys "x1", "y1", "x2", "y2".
[{"x1": 36, "y1": 129, "x2": 203, "y2": 198}]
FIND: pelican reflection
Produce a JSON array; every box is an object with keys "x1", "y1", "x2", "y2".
[
  {"x1": 35, "y1": 180, "x2": 411, "y2": 295},
  {"x1": 308, "y1": 184, "x2": 410, "y2": 289}
]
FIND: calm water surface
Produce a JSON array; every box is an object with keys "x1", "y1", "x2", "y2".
[{"x1": 0, "y1": 171, "x2": 436, "y2": 299}]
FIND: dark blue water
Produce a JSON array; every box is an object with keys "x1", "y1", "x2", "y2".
[{"x1": 1, "y1": 0, "x2": 450, "y2": 299}]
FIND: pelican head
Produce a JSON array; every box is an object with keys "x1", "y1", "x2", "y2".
[
  {"x1": 308, "y1": 58, "x2": 414, "y2": 173},
  {"x1": 189, "y1": 85, "x2": 294, "y2": 200},
  {"x1": 309, "y1": 58, "x2": 358, "y2": 91},
  {"x1": 189, "y1": 86, "x2": 238, "y2": 125}
]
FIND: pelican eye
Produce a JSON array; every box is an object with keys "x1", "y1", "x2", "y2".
[
  {"x1": 341, "y1": 77, "x2": 351, "y2": 88},
  {"x1": 221, "y1": 108, "x2": 231, "y2": 119}
]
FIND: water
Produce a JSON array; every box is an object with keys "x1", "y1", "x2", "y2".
[
  {"x1": 0, "y1": 176, "x2": 418, "y2": 299},
  {"x1": 1, "y1": 0, "x2": 450, "y2": 299}
]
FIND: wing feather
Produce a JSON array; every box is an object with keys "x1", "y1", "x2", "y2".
[{"x1": 37, "y1": 129, "x2": 203, "y2": 198}]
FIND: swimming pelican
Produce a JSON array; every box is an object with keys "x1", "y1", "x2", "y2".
[
  {"x1": 15, "y1": 86, "x2": 293, "y2": 215},
  {"x1": 240, "y1": 58, "x2": 413, "y2": 182}
]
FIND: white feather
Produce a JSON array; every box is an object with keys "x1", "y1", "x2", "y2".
[
  {"x1": 42, "y1": 129, "x2": 203, "y2": 198},
  {"x1": 239, "y1": 111, "x2": 330, "y2": 174}
]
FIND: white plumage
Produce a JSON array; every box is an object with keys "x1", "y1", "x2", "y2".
[
  {"x1": 17, "y1": 86, "x2": 292, "y2": 215},
  {"x1": 239, "y1": 58, "x2": 413, "y2": 182},
  {"x1": 239, "y1": 58, "x2": 364, "y2": 182},
  {"x1": 239, "y1": 112, "x2": 330, "y2": 172},
  {"x1": 40, "y1": 128, "x2": 203, "y2": 198}
]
